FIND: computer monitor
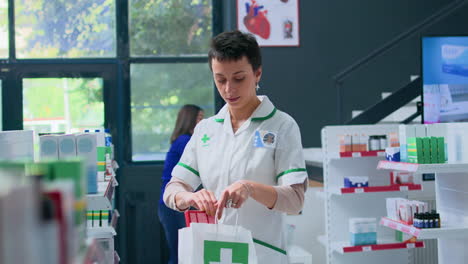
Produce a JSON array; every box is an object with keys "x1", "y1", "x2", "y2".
[{"x1": 422, "y1": 36, "x2": 468, "y2": 124}]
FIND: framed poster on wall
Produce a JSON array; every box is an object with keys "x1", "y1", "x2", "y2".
[{"x1": 237, "y1": 0, "x2": 300, "y2": 47}]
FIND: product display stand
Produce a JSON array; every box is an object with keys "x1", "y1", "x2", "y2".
[
  {"x1": 378, "y1": 161, "x2": 468, "y2": 264},
  {"x1": 320, "y1": 125, "x2": 425, "y2": 264},
  {"x1": 86, "y1": 176, "x2": 120, "y2": 263}
]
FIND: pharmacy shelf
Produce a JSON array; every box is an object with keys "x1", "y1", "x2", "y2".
[
  {"x1": 74, "y1": 238, "x2": 105, "y2": 264},
  {"x1": 87, "y1": 209, "x2": 119, "y2": 239},
  {"x1": 87, "y1": 177, "x2": 118, "y2": 211},
  {"x1": 380, "y1": 217, "x2": 468, "y2": 239},
  {"x1": 377, "y1": 160, "x2": 468, "y2": 174},
  {"x1": 331, "y1": 241, "x2": 424, "y2": 254},
  {"x1": 339, "y1": 151, "x2": 386, "y2": 158},
  {"x1": 333, "y1": 184, "x2": 422, "y2": 195},
  {"x1": 87, "y1": 226, "x2": 116, "y2": 239}
]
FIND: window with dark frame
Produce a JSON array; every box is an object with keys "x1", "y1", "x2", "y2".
[{"x1": 0, "y1": 0, "x2": 216, "y2": 162}]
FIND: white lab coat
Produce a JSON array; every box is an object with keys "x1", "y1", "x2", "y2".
[{"x1": 173, "y1": 96, "x2": 307, "y2": 263}]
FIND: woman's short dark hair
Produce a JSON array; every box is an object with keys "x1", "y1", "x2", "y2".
[
  {"x1": 208, "y1": 30, "x2": 262, "y2": 72},
  {"x1": 170, "y1": 104, "x2": 202, "y2": 143}
]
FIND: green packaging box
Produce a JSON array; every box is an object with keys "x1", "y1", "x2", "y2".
[
  {"x1": 422, "y1": 137, "x2": 431, "y2": 164},
  {"x1": 407, "y1": 137, "x2": 424, "y2": 163},
  {"x1": 437, "y1": 137, "x2": 446, "y2": 163},
  {"x1": 430, "y1": 137, "x2": 438, "y2": 164}
]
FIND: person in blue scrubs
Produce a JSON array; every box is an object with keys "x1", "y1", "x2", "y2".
[{"x1": 158, "y1": 104, "x2": 204, "y2": 264}]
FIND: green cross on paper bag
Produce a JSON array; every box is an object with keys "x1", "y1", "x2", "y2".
[{"x1": 204, "y1": 240, "x2": 249, "y2": 264}]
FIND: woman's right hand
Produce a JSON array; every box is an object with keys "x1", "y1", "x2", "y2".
[{"x1": 175, "y1": 189, "x2": 218, "y2": 216}]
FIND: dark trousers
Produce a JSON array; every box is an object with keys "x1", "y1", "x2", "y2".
[{"x1": 158, "y1": 202, "x2": 186, "y2": 264}]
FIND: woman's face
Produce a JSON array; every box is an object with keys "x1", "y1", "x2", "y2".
[
  {"x1": 196, "y1": 110, "x2": 204, "y2": 124},
  {"x1": 211, "y1": 56, "x2": 262, "y2": 111}
]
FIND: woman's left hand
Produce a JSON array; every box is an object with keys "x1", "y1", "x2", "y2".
[{"x1": 216, "y1": 181, "x2": 251, "y2": 219}]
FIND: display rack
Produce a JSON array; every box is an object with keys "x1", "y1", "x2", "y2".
[
  {"x1": 87, "y1": 226, "x2": 117, "y2": 239},
  {"x1": 339, "y1": 150, "x2": 386, "y2": 158},
  {"x1": 331, "y1": 241, "x2": 424, "y2": 254},
  {"x1": 86, "y1": 173, "x2": 119, "y2": 264},
  {"x1": 87, "y1": 177, "x2": 118, "y2": 211},
  {"x1": 321, "y1": 125, "x2": 425, "y2": 264},
  {"x1": 335, "y1": 184, "x2": 422, "y2": 195},
  {"x1": 87, "y1": 209, "x2": 119, "y2": 238},
  {"x1": 378, "y1": 160, "x2": 468, "y2": 174},
  {"x1": 378, "y1": 161, "x2": 468, "y2": 264},
  {"x1": 74, "y1": 238, "x2": 105, "y2": 264},
  {"x1": 380, "y1": 217, "x2": 468, "y2": 239}
]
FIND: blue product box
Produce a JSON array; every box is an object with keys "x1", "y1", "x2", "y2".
[
  {"x1": 350, "y1": 232, "x2": 377, "y2": 246},
  {"x1": 344, "y1": 176, "x2": 369, "y2": 188},
  {"x1": 385, "y1": 147, "x2": 401, "y2": 162}
]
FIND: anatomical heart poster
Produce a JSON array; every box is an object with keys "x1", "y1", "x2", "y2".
[{"x1": 237, "y1": 0, "x2": 300, "y2": 47}]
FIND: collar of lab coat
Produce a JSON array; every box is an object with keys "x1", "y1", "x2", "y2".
[{"x1": 213, "y1": 95, "x2": 277, "y2": 123}]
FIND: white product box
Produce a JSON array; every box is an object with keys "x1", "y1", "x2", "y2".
[
  {"x1": 39, "y1": 135, "x2": 59, "y2": 160},
  {"x1": 413, "y1": 124, "x2": 427, "y2": 137},
  {"x1": 427, "y1": 123, "x2": 468, "y2": 163},
  {"x1": 0, "y1": 130, "x2": 35, "y2": 161},
  {"x1": 386, "y1": 197, "x2": 407, "y2": 221},
  {"x1": 76, "y1": 133, "x2": 97, "y2": 163},
  {"x1": 58, "y1": 134, "x2": 77, "y2": 159}
]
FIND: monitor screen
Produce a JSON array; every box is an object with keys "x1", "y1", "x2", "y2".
[{"x1": 422, "y1": 36, "x2": 468, "y2": 124}]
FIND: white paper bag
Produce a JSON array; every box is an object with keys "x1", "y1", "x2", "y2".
[{"x1": 178, "y1": 222, "x2": 258, "y2": 264}]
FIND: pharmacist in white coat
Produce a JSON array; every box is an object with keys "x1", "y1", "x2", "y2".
[{"x1": 164, "y1": 30, "x2": 308, "y2": 263}]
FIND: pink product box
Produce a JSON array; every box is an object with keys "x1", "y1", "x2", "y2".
[{"x1": 390, "y1": 171, "x2": 414, "y2": 185}]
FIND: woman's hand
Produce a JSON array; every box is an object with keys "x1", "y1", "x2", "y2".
[
  {"x1": 175, "y1": 189, "x2": 218, "y2": 216},
  {"x1": 216, "y1": 181, "x2": 251, "y2": 219}
]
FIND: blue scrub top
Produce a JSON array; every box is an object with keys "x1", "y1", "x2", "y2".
[{"x1": 159, "y1": 134, "x2": 191, "y2": 204}]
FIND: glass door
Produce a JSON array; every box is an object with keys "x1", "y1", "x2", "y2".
[
  {"x1": 0, "y1": 63, "x2": 119, "y2": 145},
  {"x1": 22, "y1": 77, "x2": 105, "y2": 134}
]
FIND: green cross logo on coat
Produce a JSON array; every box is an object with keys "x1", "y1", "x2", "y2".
[
  {"x1": 201, "y1": 134, "x2": 211, "y2": 147},
  {"x1": 204, "y1": 240, "x2": 249, "y2": 264}
]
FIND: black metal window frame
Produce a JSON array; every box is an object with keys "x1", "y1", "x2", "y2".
[{"x1": 0, "y1": 0, "x2": 224, "y2": 165}]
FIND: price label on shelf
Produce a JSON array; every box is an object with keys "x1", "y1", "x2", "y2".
[
  {"x1": 352, "y1": 152, "x2": 361, "y2": 157},
  {"x1": 354, "y1": 188, "x2": 364, "y2": 193},
  {"x1": 406, "y1": 243, "x2": 415, "y2": 249},
  {"x1": 362, "y1": 246, "x2": 372, "y2": 252},
  {"x1": 399, "y1": 186, "x2": 409, "y2": 191},
  {"x1": 377, "y1": 151, "x2": 386, "y2": 157}
]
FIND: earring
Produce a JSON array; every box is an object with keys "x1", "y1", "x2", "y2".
[{"x1": 256, "y1": 83, "x2": 260, "y2": 91}]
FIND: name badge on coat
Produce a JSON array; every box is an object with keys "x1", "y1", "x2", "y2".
[{"x1": 253, "y1": 130, "x2": 277, "y2": 149}]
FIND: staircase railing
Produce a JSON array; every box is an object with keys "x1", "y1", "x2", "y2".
[
  {"x1": 334, "y1": 0, "x2": 468, "y2": 124},
  {"x1": 346, "y1": 77, "x2": 422, "y2": 124}
]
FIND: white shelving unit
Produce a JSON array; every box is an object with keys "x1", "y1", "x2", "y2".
[
  {"x1": 321, "y1": 125, "x2": 426, "y2": 264},
  {"x1": 87, "y1": 226, "x2": 117, "y2": 239},
  {"x1": 86, "y1": 176, "x2": 119, "y2": 263},
  {"x1": 87, "y1": 177, "x2": 118, "y2": 211},
  {"x1": 378, "y1": 161, "x2": 468, "y2": 264}
]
